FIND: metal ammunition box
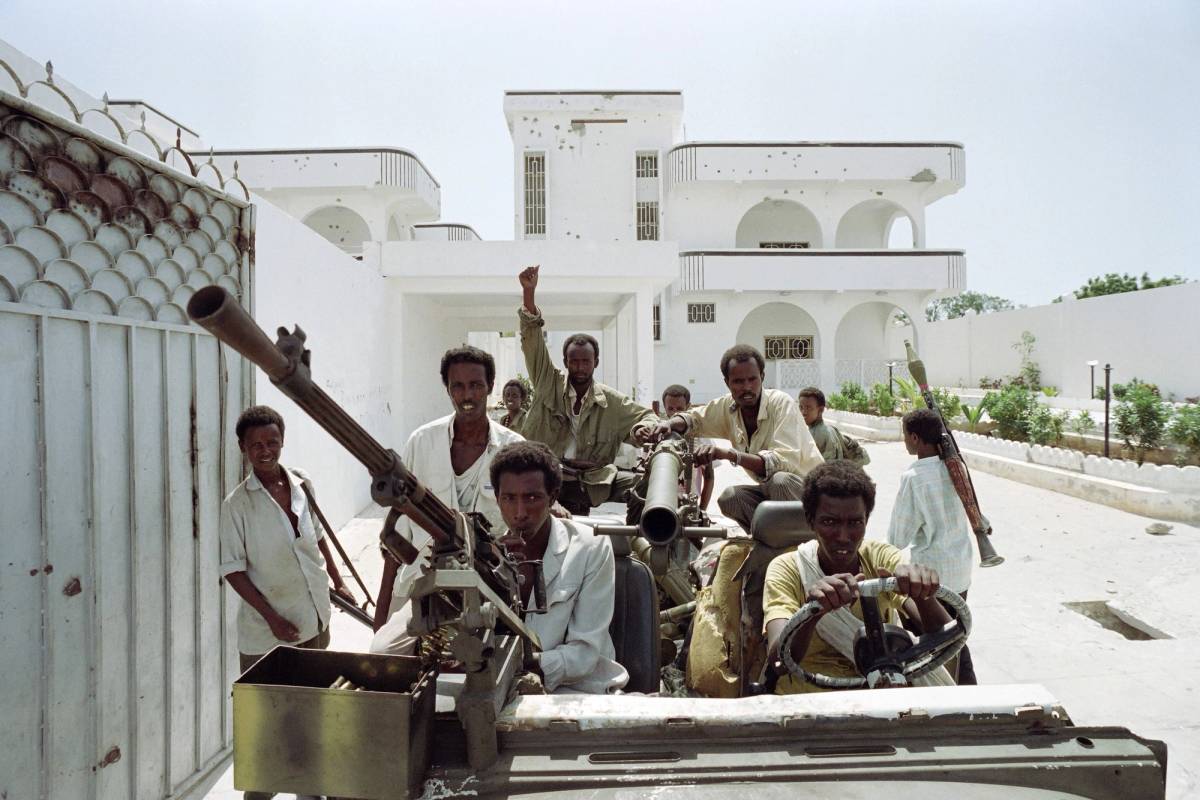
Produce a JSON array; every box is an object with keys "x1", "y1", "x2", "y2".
[{"x1": 233, "y1": 647, "x2": 434, "y2": 799}]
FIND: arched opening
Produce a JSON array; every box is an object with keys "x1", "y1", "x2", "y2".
[
  {"x1": 301, "y1": 206, "x2": 372, "y2": 255},
  {"x1": 735, "y1": 301, "x2": 821, "y2": 392},
  {"x1": 836, "y1": 199, "x2": 916, "y2": 248},
  {"x1": 735, "y1": 199, "x2": 822, "y2": 249},
  {"x1": 833, "y1": 301, "x2": 915, "y2": 388}
]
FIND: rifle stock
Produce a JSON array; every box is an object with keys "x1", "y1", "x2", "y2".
[{"x1": 904, "y1": 340, "x2": 1004, "y2": 567}]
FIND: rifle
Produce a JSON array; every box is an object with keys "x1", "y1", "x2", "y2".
[
  {"x1": 905, "y1": 340, "x2": 1004, "y2": 568},
  {"x1": 188, "y1": 286, "x2": 539, "y2": 770}
]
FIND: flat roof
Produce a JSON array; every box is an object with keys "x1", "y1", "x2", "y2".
[
  {"x1": 190, "y1": 146, "x2": 440, "y2": 188},
  {"x1": 504, "y1": 90, "x2": 681, "y2": 96}
]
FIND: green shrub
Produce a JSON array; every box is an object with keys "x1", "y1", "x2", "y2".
[
  {"x1": 839, "y1": 382, "x2": 872, "y2": 414},
  {"x1": 827, "y1": 392, "x2": 850, "y2": 411},
  {"x1": 1041, "y1": 386, "x2": 1059, "y2": 397},
  {"x1": 1094, "y1": 386, "x2": 1108, "y2": 401},
  {"x1": 869, "y1": 383, "x2": 897, "y2": 416},
  {"x1": 1114, "y1": 385, "x2": 1172, "y2": 464},
  {"x1": 1112, "y1": 378, "x2": 1159, "y2": 402},
  {"x1": 929, "y1": 387, "x2": 961, "y2": 419},
  {"x1": 978, "y1": 376, "x2": 1003, "y2": 390},
  {"x1": 1167, "y1": 404, "x2": 1200, "y2": 461},
  {"x1": 979, "y1": 391, "x2": 999, "y2": 415},
  {"x1": 988, "y1": 385, "x2": 1037, "y2": 441},
  {"x1": 1012, "y1": 331, "x2": 1041, "y2": 390},
  {"x1": 1068, "y1": 410, "x2": 1097, "y2": 436},
  {"x1": 1028, "y1": 405, "x2": 1068, "y2": 446},
  {"x1": 892, "y1": 377, "x2": 924, "y2": 410}
]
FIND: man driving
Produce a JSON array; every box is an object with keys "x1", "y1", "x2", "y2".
[{"x1": 763, "y1": 461, "x2": 953, "y2": 693}]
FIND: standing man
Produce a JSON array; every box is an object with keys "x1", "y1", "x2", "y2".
[
  {"x1": 517, "y1": 265, "x2": 658, "y2": 514},
  {"x1": 798, "y1": 387, "x2": 870, "y2": 466},
  {"x1": 371, "y1": 346, "x2": 526, "y2": 653},
  {"x1": 219, "y1": 406, "x2": 354, "y2": 800},
  {"x1": 638, "y1": 345, "x2": 823, "y2": 533},
  {"x1": 887, "y1": 408, "x2": 976, "y2": 684},
  {"x1": 492, "y1": 441, "x2": 628, "y2": 693}
]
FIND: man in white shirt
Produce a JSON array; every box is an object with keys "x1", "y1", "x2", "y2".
[
  {"x1": 492, "y1": 441, "x2": 628, "y2": 693},
  {"x1": 371, "y1": 345, "x2": 525, "y2": 653},
  {"x1": 219, "y1": 406, "x2": 355, "y2": 800},
  {"x1": 887, "y1": 408, "x2": 976, "y2": 684}
]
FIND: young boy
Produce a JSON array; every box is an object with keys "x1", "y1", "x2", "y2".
[
  {"x1": 661, "y1": 384, "x2": 714, "y2": 511},
  {"x1": 797, "y1": 387, "x2": 869, "y2": 466},
  {"x1": 887, "y1": 408, "x2": 976, "y2": 683}
]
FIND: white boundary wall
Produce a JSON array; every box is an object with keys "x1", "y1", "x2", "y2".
[
  {"x1": 251, "y1": 198, "x2": 396, "y2": 528},
  {"x1": 919, "y1": 282, "x2": 1200, "y2": 400}
]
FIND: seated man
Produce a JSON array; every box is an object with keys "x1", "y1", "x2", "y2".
[
  {"x1": 660, "y1": 384, "x2": 715, "y2": 511},
  {"x1": 763, "y1": 461, "x2": 953, "y2": 693},
  {"x1": 371, "y1": 346, "x2": 525, "y2": 653},
  {"x1": 516, "y1": 265, "x2": 657, "y2": 514},
  {"x1": 492, "y1": 441, "x2": 629, "y2": 694},
  {"x1": 638, "y1": 345, "x2": 823, "y2": 533},
  {"x1": 798, "y1": 387, "x2": 870, "y2": 466}
]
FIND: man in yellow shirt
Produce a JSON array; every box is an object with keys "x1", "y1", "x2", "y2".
[{"x1": 762, "y1": 461, "x2": 950, "y2": 693}]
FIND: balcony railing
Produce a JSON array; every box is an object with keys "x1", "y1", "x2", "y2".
[
  {"x1": 678, "y1": 249, "x2": 965, "y2": 293},
  {"x1": 668, "y1": 142, "x2": 964, "y2": 187},
  {"x1": 198, "y1": 146, "x2": 441, "y2": 215}
]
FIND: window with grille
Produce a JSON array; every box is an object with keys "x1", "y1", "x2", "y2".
[
  {"x1": 763, "y1": 335, "x2": 814, "y2": 360},
  {"x1": 523, "y1": 153, "x2": 546, "y2": 236},
  {"x1": 653, "y1": 304, "x2": 661, "y2": 341},
  {"x1": 687, "y1": 303, "x2": 716, "y2": 324},
  {"x1": 636, "y1": 201, "x2": 659, "y2": 241},
  {"x1": 760, "y1": 241, "x2": 810, "y2": 249},
  {"x1": 636, "y1": 152, "x2": 659, "y2": 178}
]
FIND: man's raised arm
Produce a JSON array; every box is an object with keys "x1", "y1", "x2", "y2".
[{"x1": 517, "y1": 265, "x2": 561, "y2": 399}]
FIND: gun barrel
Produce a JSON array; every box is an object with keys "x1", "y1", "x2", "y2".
[
  {"x1": 640, "y1": 448, "x2": 682, "y2": 545},
  {"x1": 186, "y1": 286, "x2": 459, "y2": 543}
]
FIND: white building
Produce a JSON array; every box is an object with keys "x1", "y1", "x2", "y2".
[{"x1": 206, "y1": 90, "x2": 965, "y2": 418}]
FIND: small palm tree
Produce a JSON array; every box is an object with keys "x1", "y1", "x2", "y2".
[{"x1": 962, "y1": 404, "x2": 986, "y2": 434}]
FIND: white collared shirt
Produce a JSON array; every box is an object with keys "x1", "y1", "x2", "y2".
[
  {"x1": 389, "y1": 414, "x2": 525, "y2": 607},
  {"x1": 219, "y1": 467, "x2": 331, "y2": 655},
  {"x1": 525, "y1": 518, "x2": 629, "y2": 694},
  {"x1": 886, "y1": 456, "x2": 974, "y2": 593}
]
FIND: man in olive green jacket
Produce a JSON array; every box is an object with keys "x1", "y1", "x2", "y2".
[{"x1": 517, "y1": 265, "x2": 658, "y2": 514}]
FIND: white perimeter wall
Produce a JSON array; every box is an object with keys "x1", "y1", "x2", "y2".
[
  {"x1": 252, "y1": 197, "x2": 396, "y2": 527},
  {"x1": 919, "y1": 282, "x2": 1200, "y2": 399}
]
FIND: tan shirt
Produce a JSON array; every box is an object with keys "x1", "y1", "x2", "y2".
[{"x1": 676, "y1": 389, "x2": 823, "y2": 481}]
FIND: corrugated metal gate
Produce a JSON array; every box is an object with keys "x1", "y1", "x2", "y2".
[{"x1": 1, "y1": 93, "x2": 254, "y2": 799}]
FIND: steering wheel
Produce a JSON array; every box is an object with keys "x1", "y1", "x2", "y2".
[{"x1": 777, "y1": 576, "x2": 971, "y2": 689}]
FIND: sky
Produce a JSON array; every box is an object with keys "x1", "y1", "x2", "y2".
[{"x1": 3, "y1": 0, "x2": 1197, "y2": 307}]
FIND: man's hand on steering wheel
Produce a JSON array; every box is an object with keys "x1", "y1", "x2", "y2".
[
  {"x1": 877, "y1": 565, "x2": 939, "y2": 601},
  {"x1": 806, "y1": 572, "x2": 867, "y2": 614}
]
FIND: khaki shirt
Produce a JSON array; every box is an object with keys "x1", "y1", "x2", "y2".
[
  {"x1": 808, "y1": 419, "x2": 845, "y2": 461},
  {"x1": 518, "y1": 307, "x2": 657, "y2": 491},
  {"x1": 675, "y1": 388, "x2": 823, "y2": 481}
]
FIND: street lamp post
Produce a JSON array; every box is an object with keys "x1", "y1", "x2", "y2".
[
  {"x1": 887, "y1": 361, "x2": 897, "y2": 393},
  {"x1": 1086, "y1": 359, "x2": 1099, "y2": 399},
  {"x1": 1103, "y1": 363, "x2": 1112, "y2": 458}
]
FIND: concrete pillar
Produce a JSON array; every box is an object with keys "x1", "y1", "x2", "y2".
[{"x1": 634, "y1": 287, "x2": 655, "y2": 404}]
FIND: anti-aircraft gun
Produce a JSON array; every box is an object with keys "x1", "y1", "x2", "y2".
[{"x1": 187, "y1": 286, "x2": 540, "y2": 778}]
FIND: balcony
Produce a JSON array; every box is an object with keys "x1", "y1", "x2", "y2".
[
  {"x1": 667, "y1": 142, "x2": 964, "y2": 191},
  {"x1": 199, "y1": 146, "x2": 441, "y2": 218},
  {"x1": 677, "y1": 249, "x2": 966, "y2": 293},
  {"x1": 412, "y1": 223, "x2": 481, "y2": 242}
]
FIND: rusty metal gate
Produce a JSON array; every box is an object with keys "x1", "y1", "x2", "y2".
[{"x1": 1, "y1": 90, "x2": 254, "y2": 799}]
